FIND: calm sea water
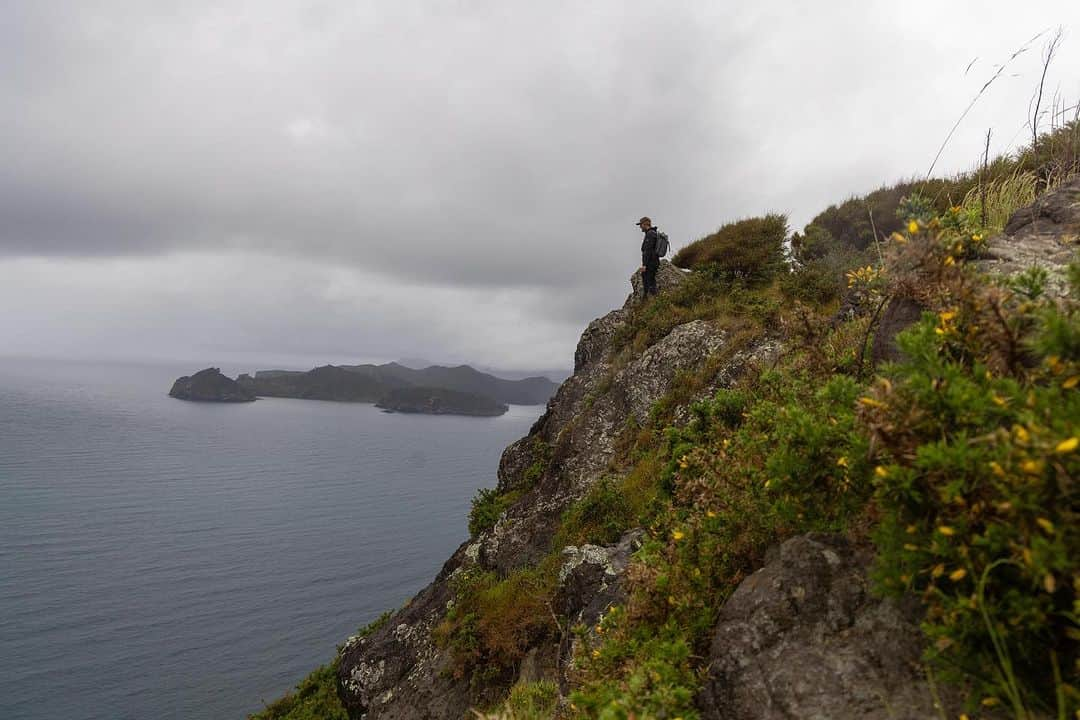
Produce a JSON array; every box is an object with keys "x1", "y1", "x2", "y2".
[{"x1": 0, "y1": 357, "x2": 543, "y2": 720}]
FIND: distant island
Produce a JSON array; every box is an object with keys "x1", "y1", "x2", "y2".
[
  {"x1": 169, "y1": 368, "x2": 256, "y2": 402},
  {"x1": 168, "y1": 362, "x2": 559, "y2": 416},
  {"x1": 376, "y1": 386, "x2": 508, "y2": 416}
]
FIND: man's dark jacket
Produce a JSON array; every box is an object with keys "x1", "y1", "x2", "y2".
[{"x1": 641, "y1": 227, "x2": 660, "y2": 268}]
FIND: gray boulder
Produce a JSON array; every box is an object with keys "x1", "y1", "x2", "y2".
[
  {"x1": 988, "y1": 173, "x2": 1080, "y2": 296},
  {"x1": 627, "y1": 260, "x2": 689, "y2": 306},
  {"x1": 700, "y1": 533, "x2": 950, "y2": 720}
]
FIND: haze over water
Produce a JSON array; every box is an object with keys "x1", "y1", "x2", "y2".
[{"x1": 0, "y1": 357, "x2": 543, "y2": 720}]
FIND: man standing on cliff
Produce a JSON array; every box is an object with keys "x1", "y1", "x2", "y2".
[{"x1": 637, "y1": 216, "x2": 660, "y2": 298}]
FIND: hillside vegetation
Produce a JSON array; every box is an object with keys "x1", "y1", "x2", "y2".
[{"x1": 252, "y1": 119, "x2": 1079, "y2": 720}]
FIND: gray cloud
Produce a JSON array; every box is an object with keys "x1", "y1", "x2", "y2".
[{"x1": 2, "y1": 1, "x2": 1080, "y2": 369}]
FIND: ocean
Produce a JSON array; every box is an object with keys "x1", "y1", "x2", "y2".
[{"x1": 0, "y1": 357, "x2": 544, "y2": 720}]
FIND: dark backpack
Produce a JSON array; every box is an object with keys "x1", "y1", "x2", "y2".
[{"x1": 655, "y1": 231, "x2": 670, "y2": 258}]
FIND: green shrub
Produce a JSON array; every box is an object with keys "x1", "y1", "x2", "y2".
[
  {"x1": 248, "y1": 662, "x2": 347, "y2": 720},
  {"x1": 790, "y1": 223, "x2": 843, "y2": 263},
  {"x1": 569, "y1": 621, "x2": 698, "y2": 720},
  {"x1": 434, "y1": 562, "x2": 559, "y2": 680},
  {"x1": 779, "y1": 260, "x2": 844, "y2": 305},
  {"x1": 672, "y1": 214, "x2": 788, "y2": 284},
  {"x1": 554, "y1": 477, "x2": 635, "y2": 547},
  {"x1": 468, "y1": 487, "x2": 523, "y2": 537},
  {"x1": 708, "y1": 387, "x2": 750, "y2": 429},
  {"x1": 479, "y1": 681, "x2": 559, "y2": 720},
  {"x1": 795, "y1": 178, "x2": 974, "y2": 257},
  {"x1": 355, "y1": 610, "x2": 391, "y2": 640},
  {"x1": 864, "y1": 298, "x2": 1079, "y2": 716}
]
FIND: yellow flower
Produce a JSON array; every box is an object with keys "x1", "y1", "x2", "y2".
[
  {"x1": 949, "y1": 568, "x2": 967, "y2": 581},
  {"x1": 905, "y1": 524, "x2": 918, "y2": 534},
  {"x1": 943, "y1": 255, "x2": 956, "y2": 266},
  {"x1": 1036, "y1": 517, "x2": 1055, "y2": 533},
  {"x1": 989, "y1": 461, "x2": 1006, "y2": 477},
  {"x1": 908, "y1": 220, "x2": 919, "y2": 234},
  {"x1": 874, "y1": 466, "x2": 889, "y2": 479},
  {"x1": 1064, "y1": 375, "x2": 1080, "y2": 389},
  {"x1": 595, "y1": 624, "x2": 604, "y2": 634},
  {"x1": 706, "y1": 510, "x2": 717, "y2": 518},
  {"x1": 990, "y1": 393, "x2": 1007, "y2": 407},
  {"x1": 938, "y1": 310, "x2": 957, "y2": 322},
  {"x1": 1056, "y1": 437, "x2": 1079, "y2": 454},
  {"x1": 1013, "y1": 425, "x2": 1030, "y2": 443},
  {"x1": 903, "y1": 543, "x2": 919, "y2": 552},
  {"x1": 671, "y1": 530, "x2": 685, "y2": 541},
  {"x1": 981, "y1": 697, "x2": 1000, "y2": 707},
  {"x1": 836, "y1": 456, "x2": 849, "y2": 468},
  {"x1": 937, "y1": 525, "x2": 956, "y2": 536},
  {"x1": 931, "y1": 563, "x2": 945, "y2": 578},
  {"x1": 592, "y1": 649, "x2": 600, "y2": 659},
  {"x1": 1021, "y1": 459, "x2": 1043, "y2": 475}
]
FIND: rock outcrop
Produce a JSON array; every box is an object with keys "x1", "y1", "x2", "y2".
[
  {"x1": 987, "y1": 173, "x2": 1080, "y2": 296},
  {"x1": 872, "y1": 174, "x2": 1080, "y2": 365},
  {"x1": 168, "y1": 368, "x2": 256, "y2": 402},
  {"x1": 627, "y1": 260, "x2": 690, "y2": 304},
  {"x1": 700, "y1": 534, "x2": 948, "y2": 720},
  {"x1": 337, "y1": 266, "x2": 774, "y2": 718}
]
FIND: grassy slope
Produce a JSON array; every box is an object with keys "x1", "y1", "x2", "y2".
[{"x1": 251, "y1": 121, "x2": 1080, "y2": 720}]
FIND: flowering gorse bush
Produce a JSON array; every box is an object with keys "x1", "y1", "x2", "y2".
[{"x1": 863, "y1": 242, "x2": 1079, "y2": 715}]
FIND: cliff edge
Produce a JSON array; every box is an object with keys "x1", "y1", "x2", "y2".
[{"x1": 337, "y1": 261, "x2": 781, "y2": 717}]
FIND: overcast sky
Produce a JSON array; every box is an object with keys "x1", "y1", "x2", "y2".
[{"x1": 2, "y1": 1, "x2": 1079, "y2": 373}]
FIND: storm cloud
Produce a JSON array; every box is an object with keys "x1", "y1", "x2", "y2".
[{"x1": 2, "y1": 1, "x2": 1079, "y2": 370}]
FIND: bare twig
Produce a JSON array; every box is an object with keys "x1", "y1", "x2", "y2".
[
  {"x1": 981, "y1": 128, "x2": 992, "y2": 229},
  {"x1": 545, "y1": 599, "x2": 564, "y2": 636},
  {"x1": 926, "y1": 30, "x2": 1047, "y2": 179},
  {"x1": 866, "y1": 204, "x2": 884, "y2": 265},
  {"x1": 1030, "y1": 28, "x2": 1063, "y2": 165},
  {"x1": 857, "y1": 294, "x2": 891, "y2": 381}
]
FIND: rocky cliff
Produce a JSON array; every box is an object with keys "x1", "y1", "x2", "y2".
[
  {"x1": 337, "y1": 262, "x2": 781, "y2": 717},
  {"x1": 331, "y1": 174, "x2": 1080, "y2": 720}
]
